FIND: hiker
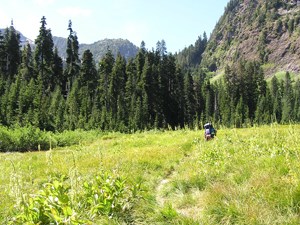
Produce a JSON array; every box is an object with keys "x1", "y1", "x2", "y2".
[{"x1": 204, "y1": 122, "x2": 216, "y2": 140}]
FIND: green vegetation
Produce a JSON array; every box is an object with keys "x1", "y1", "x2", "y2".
[
  {"x1": 1, "y1": 125, "x2": 300, "y2": 224},
  {"x1": 201, "y1": 0, "x2": 300, "y2": 76},
  {"x1": 210, "y1": 70, "x2": 224, "y2": 83},
  {"x1": 1, "y1": 14, "x2": 300, "y2": 137},
  {"x1": 266, "y1": 71, "x2": 299, "y2": 83},
  {"x1": 0, "y1": 125, "x2": 102, "y2": 152},
  {"x1": 0, "y1": 6, "x2": 299, "y2": 223}
]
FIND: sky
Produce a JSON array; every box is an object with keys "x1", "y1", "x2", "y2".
[{"x1": 0, "y1": 0, "x2": 229, "y2": 53}]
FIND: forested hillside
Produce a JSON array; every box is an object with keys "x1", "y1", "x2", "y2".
[
  {"x1": 201, "y1": 0, "x2": 300, "y2": 76},
  {"x1": 0, "y1": 7, "x2": 299, "y2": 134}
]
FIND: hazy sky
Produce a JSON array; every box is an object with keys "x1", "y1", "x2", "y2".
[{"x1": 0, "y1": 0, "x2": 229, "y2": 53}]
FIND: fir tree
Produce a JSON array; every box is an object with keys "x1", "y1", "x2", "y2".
[
  {"x1": 6, "y1": 75, "x2": 21, "y2": 125},
  {"x1": 108, "y1": 53, "x2": 126, "y2": 128},
  {"x1": 64, "y1": 20, "x2": 80, "y2": 94},
  {"x1": 167, "y1": 63, "x2": 185, "y2": 128},
  {"x1": 19, "y1": 43, "x2": 34, "y2": 81},
  {"x1": 98, "y1": 49, "x2": 115, "y2": 128},
  {"x1": 78, "y1": 85, "x2": 92, "y2": 129},
  {"x1": 294, "y1": 79, "x2": 300, "y2": 121},
  {"x1": 80, "y1": 50, "x2": 97, "y2": 89},
  {"x1": 0, "y1": 30, "x2": 5, "y2": 76},
  {"x1": 64, "y1": 79, "x2": 80, "y2": 130},
  {"x1": 235, "y1": 97, "x2": 247, "y2": 127},
  {"x1": 17, "y1": 78, "x2": 35, "y2": 125},
  {"x1": 270, "y1": 76, "x2": 282, "y2": 122},
  {"x1": 183, "y1": 71, "x2": 196, "y2": 127},
  {"x1": 52, "y1": 47, "x2": 63, "y2": 91},
  {"x1": 34, "y1": 16, "x2": 54, "y2": 91},
  {"x1": 204, "y1": 80, "x2": 214, "y2": 122},
  {"x1": 49, "y1": 86, "x2": 65, "y2": 131},
  {"x1": 3, "y1": 23, "x2": 21, "y2": 80},
  {"x1": 281, "y1": 72, "x2": 294, "y2": 123}
]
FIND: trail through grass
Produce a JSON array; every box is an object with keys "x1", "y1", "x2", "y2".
[{"x1": 1, "y1": 125, "x2": 300, "y2": 224}]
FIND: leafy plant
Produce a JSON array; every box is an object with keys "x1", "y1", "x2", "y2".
[
  {"x1": 10, "y1": 175, "x2": 86, "y2": 225},
  {"x1": 82, "y1": 170, "x2": 142, "y2": 220},
  {"x1": 9, "y1": 171, "x2": 142, "y2": 224}
]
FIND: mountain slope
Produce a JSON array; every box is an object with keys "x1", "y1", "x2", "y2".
[
  {"x1": 1, "y1": 28, "x2": 138, "y2": 62},
  {"x1": 53, "y1": 37, "x2": 139, "y2": 62},
  {"x1": 0, "y1": 28, "x2": 34, "y2": 46},
  {"x1": 201, "y1": 0, "x2": 300, "y2": 76}
]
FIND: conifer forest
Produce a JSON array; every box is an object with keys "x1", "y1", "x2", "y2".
[{"x1": 0, "y1": 16, "x2": 299, "y2": 134}]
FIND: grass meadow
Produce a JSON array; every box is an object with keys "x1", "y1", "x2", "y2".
[{"x1": 0, "y1": 124, "x2": 300, "y2": 224}]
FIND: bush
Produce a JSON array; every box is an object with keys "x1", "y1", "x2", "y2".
[
  {"x1": 0, "y1": 125, "x2": 49, "y2": 152},
  {"x1": 9, "y1": 172, "x2": 142, "y2": 224},
  {"x1": 53, "y1": 129, "x2": 101, "y2": 147},
  {"x1": 0, "y1": 126, "x2": 102, "y2": 152}
]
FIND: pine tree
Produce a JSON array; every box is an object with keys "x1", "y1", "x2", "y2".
[
  {"x1": 17, "y1": 78, "x2": 35, "y2": 126},
  {"x1": 224, "y1": 64, "x2": 239, "y2": 106},
  {"x1": 218, "y1": 82, "x2": 232, "y2": 127},
  {"x1": 52, "y1": 47, "x2": 63, "y2": 91},
  {"x1": 117, "y1": 94, "x2": 126, "y2": 131},
  {"x1": 64, "y1": 79, "x2": 80, "y2": 130},
  {"x1": 78, "y1": 85, "x2": 92, "y2": 129},
  {"x1": 281, "y1": 72, "x2": 294, "y2": 123},
  {"x1": 270, "y1": 76, "x2": 282, "y2": 122},
  {"x1": 172, "y1": 64, "x2": 185, "y2": 128},
  {"x1": 22, "y1": 79, "x2": 36, "y2": 126},
  {"x1": 194, "y1": 71, "x2": 205, "y2": 122},
  {"x1": 139, "y1": 55, "x2": 152, "y2": 126},
  {"x1": 3, "y1": 23, "x2": 21, "y2": 80},
  {"x1": 164, "y1": 54, "x2": 180, "y2": 128},
  {"x1": 294, "y1": 79, "x2": 300, "y2": 121},
  {"x1": 135, "y1": 41, "x2": 146, "y2": 84},
  {"x1": 32, "y1": 74, "x2": 49, "y2": 129},
  {"x1": 141, "y1": 90, "x2": 149, "y2": 129},
  {"x1": 19, "y1": 43, "x2": 34, "y2": 81},
  {"x1": 98, "y1": 49, "x2": 115, "y2": 129},
  {"x1": 242, "y1": 61, "x2": 266, "y2": 120},
  {"x1": 49, "y1": 86, "x2": 65, "y2": 131},
  {"x1": 254, "y1": 87, "x2": 272, "y2": 125},
  {"x1": 235, "y1": 97, "x2": 248, "y2": 127},
  {"x1": 34, "y1": 16, "x2": 54, "y2": 91},
  {"x1": 64, "y1": 20, "x2": 80, "y2": 94},
  {"x1": 107, "y1": 53, "x2": 126, "y2": 129},
  {"x1": 133, "y1": 97, "x2": 142, "y2": 130},
  {"x1": 204, "y1": 80, "x2": 214, "y2": 122},
  {"x1": 88, "y1": 98, "x2": 101, "y2": 129},
  {"x1": 6, "y1": 76, "x2": 21, "y2": 125},
  {"x1": 183, "y1": 71, "x2": 196, "y2": 127},
  {"x1": 156, "y1": 39, "x2": 167, "y2": 58},
  {"x1": 80, "y1": 49, "x2": 97, "y2": 94},
  {"x1": 125, "y1": 58, "x2": 137, "y2": 130},
  {"x1": 0, "y1": 30, "x2": 5, "y2": 76}
]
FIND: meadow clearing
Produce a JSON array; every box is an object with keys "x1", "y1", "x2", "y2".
[{"x1": 0, "y1": 124, "x2": 300, "y2": 224}]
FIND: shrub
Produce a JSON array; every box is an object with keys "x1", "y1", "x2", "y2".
[
  {"x1": 9, "y1": 171, "x2": 142, "y2": 224},
  {"x1": 0, "y1": 125, "x2": 49, "y2": 152},
  {"x1": 53, "y1": 129, "x2": 101, "y2": 147},
  {"x1": 0, "y1": 126, "x2": 102, "y2": 152}
]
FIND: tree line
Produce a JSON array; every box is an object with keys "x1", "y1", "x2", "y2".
[{"x1": 0, "y1": 17, "x2": 299, "y2": 132}]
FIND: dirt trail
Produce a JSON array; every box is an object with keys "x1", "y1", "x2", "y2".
[
  {"x1": 155, "y1": 152, "x2": 187, "y2": 208},
  {"x1": 156, "y1": 178, "x2": 170, "y2": 207},
  {"x1": 155, "y1": 144, "x2": 205, "y2": 220}
]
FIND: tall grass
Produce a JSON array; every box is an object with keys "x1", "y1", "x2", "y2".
[
  {"x1": 0, "y1": 125, "x2": 102, "y2": 152},
  {"x1": 162, "y1": 125, "x2": 300, "y2": 224},
  {"x1": 0, "y1": 125, "x2": 300, "y2": 224}
]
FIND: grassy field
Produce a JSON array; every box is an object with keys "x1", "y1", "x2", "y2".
[{"x1": 1, "y1": 125, "x2": 300, "y2": 224}]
